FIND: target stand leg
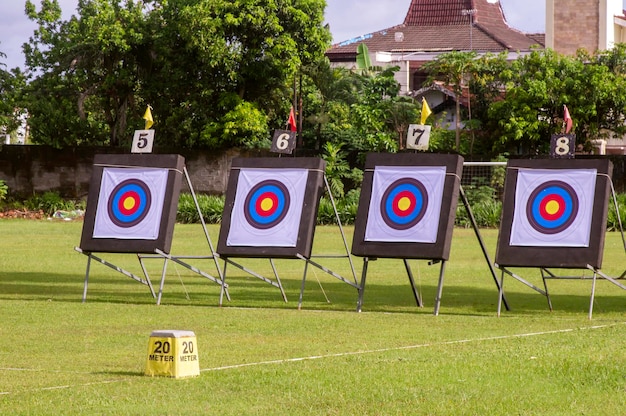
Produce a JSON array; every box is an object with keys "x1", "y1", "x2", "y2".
[
  {"x1": 269, "y1": 259, "x2": 288, "y2": 303},
  {"x1": 356, "y1": 258, "x2": 371, "y2": 313},
  {"x1": 497, "y1": 268, "x2": 506, "y2": 317},
  {"x1": 82, "y1": 253, "x2": 92, "y2": 303},
  {"x1": 539, "y1": 269, "x2": 554, "y2": 312},
  {"x1": 298, "y1": 260, "x2": 310, "y2": 310},
  {"x1": 156, "y1": 258, "x2": 169, "y2": 306},
  {"x1": 433, "y1": 260, "x2": 447, "y2": 316},
  {"x1": 403, "y1": 259, "x2": 423, "y2": 308}
]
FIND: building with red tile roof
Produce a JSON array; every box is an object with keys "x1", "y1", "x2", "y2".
[{"x1": 326, "y1": 0, "x2": 544, "y2": 93}]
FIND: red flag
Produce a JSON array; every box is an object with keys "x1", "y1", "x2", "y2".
[
  {"x1": 288, "y1": 107, "x2": 297, "y2": 132},
  {"x1": 563, "y1": 105, "x2": 572, "y2": 134}
]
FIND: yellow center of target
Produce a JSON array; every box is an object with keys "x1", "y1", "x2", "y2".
[
  {"x1": 545, "y1": 200, "x2": 560, "y2": 215},
  {"x1": 397, "y1": 196, "x2": 412, "y2": 212},
  {"x1": 123, "y1": 197, "x2": 136, "y2": 210},
  {"x1": 260, "y1": 197, "x2": 274, "y2": 212}
]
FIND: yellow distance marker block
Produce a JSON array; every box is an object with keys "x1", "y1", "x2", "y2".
[{"x1": 145, "y1": 330, "x2": 200, "y2": 378}]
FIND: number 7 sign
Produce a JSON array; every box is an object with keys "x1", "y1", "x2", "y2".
[{"x1": 406, "y1": 124, "x2": 431, "y2": 150}]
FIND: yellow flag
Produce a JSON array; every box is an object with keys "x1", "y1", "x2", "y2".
[
  {"x1": 143, "y1": 105, "x2": 154, "y2": 129},
  {"x1": 420, "y1": 97, "x2": 432, "y2": 125}
]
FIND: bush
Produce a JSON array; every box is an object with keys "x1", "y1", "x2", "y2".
[
  {"x1": 0, "y1": 180, "x2": 8, "y2": 204},
  {"x1": 456, "y1": 185, "x2": 501, "y2": 228},
  {"x1": 317, "y1": 188, "x2": 360, "y2": 225},
  {"x1": 177, "y1": 193, "x2": 224, "y2": 224},
  {"x1": 24, "y1": 191, "x2": 80, "y2": 216},
  {"x1": 607, "y1": 192, "x2": 626, "y2": 232}
]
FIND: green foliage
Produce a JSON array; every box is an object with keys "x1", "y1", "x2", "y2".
[
  {"x1": 355, "y1": 43, "x2": 372, "y2": 75},
  {"x1": 317, "y1": 188, "x2": 360, "y2": 225},
  {"x1": 0, "y1": 180, "x2": 8, "y2": 204},
  {"x1": 177, "y1": 193, "x2": 225, "y2": 224},
  {"x1": 607, "y1": 192, "x2": 626, "y2": 232},
  {"x1": 456, "y1": 184, "x2": 502, "y2": 228},
  {"x1": 23, "y1": 191, "x2": 80, "y2": 215},
  {"x1": 21, "y1": 0, "x2": 330, "y2": 149},
  {"x1": 321, "y1": 142, "x2": 363, "y2": 198}
]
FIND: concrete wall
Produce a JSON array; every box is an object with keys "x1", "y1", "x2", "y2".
[{"x1": 0, "y1": 145, "x2": 269, "y2": 199}]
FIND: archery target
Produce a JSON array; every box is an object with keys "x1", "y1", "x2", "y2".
[
  {"x1": 526, "y1": 181, "x2": 578, "y2": 234},
  {"x1": 510, "y1": 169, "x2": 596, "y2": 247},
  {"x1": 93, "y1": 167, "x2": 168, "y2": 240},
  {"x1": 243, "y1": 180, "x2": 290, "y2": 229},
  {"x1": 107, "y1": 179, "x2": 152, "y2": 227},
  {"x1": 227, "y1": 168, "x2": 307, "y2": 247},
  {"x1": 380, "y1": 178, "x2": 428, "y2": 230},
  {"x1": 365, "y1": 166, "x2": 445, "y2": 243}
]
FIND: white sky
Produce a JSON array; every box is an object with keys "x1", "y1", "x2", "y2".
[{"x1": 0, "y1": 0, "x2": 621, "y2": 70}]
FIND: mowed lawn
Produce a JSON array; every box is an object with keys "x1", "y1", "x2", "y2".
[{"x1": 0, "y1": 219, "x2": 625, "y2": 414}]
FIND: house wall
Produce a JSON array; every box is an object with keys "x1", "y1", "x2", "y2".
[{"x1": 547, "y1": 0, "x2": 623, "y2": 54}]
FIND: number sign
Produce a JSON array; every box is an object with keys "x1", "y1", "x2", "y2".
[
  {"x1": 132, "y1": 129, "x2": 155, "y2": 153},
  {"x1": 550, "y1": 134, "x2": 575, "y2": 159},
  {"x1": 407, "y1": 124, "x2": 431, "y2": 150},
  {"x1": 271, "y1": 130, "x2": 296, "y2": 154}
]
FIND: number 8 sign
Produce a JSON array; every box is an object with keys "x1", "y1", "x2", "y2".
[{"x1": 550, "y1": 134, "x2": 575, "y2": 159}]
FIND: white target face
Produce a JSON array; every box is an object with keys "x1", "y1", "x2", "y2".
[
  {"x1": 93, "y1": 167, "x2": 168, "y2": 240},
  {"x1": 510, "y1": 169, "x2": 596, "y2": 247},
  {"x1": 364, "y1": 166, "x2": 445, "y2": 243},
  {"x1": 226, "y1": 168, "x2": 307, "y2": 247}
]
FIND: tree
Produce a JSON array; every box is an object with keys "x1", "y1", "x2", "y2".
[
  {"x1": 21, "y1": 0, "x2": 331, "y2": 149},
  {"x1": 422, "y1": 51, "x2": 477, "y2": 151},
  {"x1": 24, "y1": 0, "x2": 150, "y2": 146},
  {"x1": 141, "y1": 0, "x2": 330, "y2": 149},
  {"x1": 487, "y1": 47, "x2": 626, "y2": 155},
  {"x1": 0, "y1": 50, "x2": 26, "y2": 137}
]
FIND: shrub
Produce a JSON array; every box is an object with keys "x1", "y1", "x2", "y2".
[
  {"x1": 24, "y1": 191, "x2": 79, "y2": 216},
  {"x1": 177, "y1": 193, "x2": 224, "y2": 224},
  {"x1": 607, "y1": 192, "x2": 626, "y2": 232},
  {"x1": 0, "y1": 180, "x2": 8, "y2": 204}
]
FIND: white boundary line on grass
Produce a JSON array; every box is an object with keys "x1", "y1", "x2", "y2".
[
  {"x1": 1, "y1": 322, "x2": 624, "y2": 395},
  {"x1": 200, "y1": 321, "x2": 625, "y2": 372}
]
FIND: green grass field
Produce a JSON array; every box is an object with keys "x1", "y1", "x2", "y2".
[{"x1": 1, "y1": 220, "x2": 626, "y2": 414}]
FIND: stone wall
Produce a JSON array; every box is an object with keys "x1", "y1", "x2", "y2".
[
  {"x1": 552, "y1": 0, "x2": 599, "y2": 55},
  {"x1": 0, "y1": 145, "x2": 269, "y2": 199}
]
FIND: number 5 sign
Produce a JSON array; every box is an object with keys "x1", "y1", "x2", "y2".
[
  {"x1": 271, "y1": 130, "x2": 296, "y2": 154},
  {"x1": 406, "y1": 124, "x2": 431, "y2": 151},
  {"x1": 132, "y1": 129, "x2": 155, "y2": 153}
]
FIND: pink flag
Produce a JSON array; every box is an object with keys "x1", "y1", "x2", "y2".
[
  {"x1": 288, "y1": 107, "x2": 297, "y2": 132},
  {"x1": 563, "y1": 105, "x2": 572, "y2": 134}
]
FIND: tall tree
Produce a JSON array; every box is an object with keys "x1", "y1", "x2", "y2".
[
  {"x1": 21, "y1": 0, "x2": 330, "y2": 149},
  {"x1": 422, "y1": 51, "x2": 477, "y2": 151}
]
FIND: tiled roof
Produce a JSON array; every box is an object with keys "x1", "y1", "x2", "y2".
[
  {"x1": 404, "y1": 0, "x2": 475, "y2": 26},
  {"x1": 327, "y1": 0, "x2": 543, "y2": 58}
]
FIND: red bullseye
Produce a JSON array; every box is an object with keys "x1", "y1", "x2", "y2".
[
  {"x1": 255, "y1": 192, "x2": 279, "y2": 217},
  {"x1": 392, "y1": 190, "x2": 416, "y2": 217},
  {"x1": 118, "y1": 191, "x2": 140, "y2": 216},
  {"x1": 539, "y1": 194, "x2": 565, "y2": 221}
]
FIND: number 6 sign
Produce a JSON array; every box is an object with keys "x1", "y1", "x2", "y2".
[{"x1": 271, "y1": 130, "x2": 296, "y2": 154}]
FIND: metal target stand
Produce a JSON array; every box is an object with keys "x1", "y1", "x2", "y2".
[
  {"x1": 216, "y1": 171, "x2": 359, "y2": 308},
  {"x1": 495, "y1": 159, "x2": 624, "y2": 319},
  {"x1": 355, "y1": 183, "x2": 509, "y2": 316},
  {"x1": 136, "y1": 166, "x2": 229, "y2": 305},
  {"x1": 77, "y1": 156, "x2": 228, "y2": 305}
]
